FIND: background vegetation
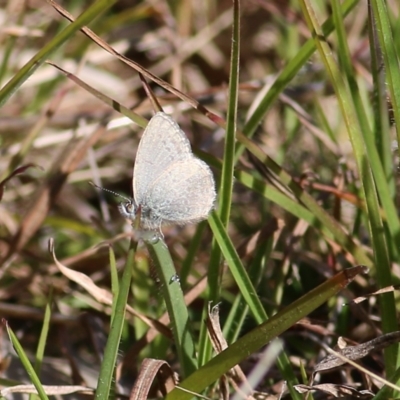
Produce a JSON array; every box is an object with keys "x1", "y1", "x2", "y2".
[{"x1": 0, "y1": 0, "x2": 399, "y2": 398}]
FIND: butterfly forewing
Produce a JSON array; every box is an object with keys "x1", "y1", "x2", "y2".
[{"x1": 133, "y1": 112, "x2": 193, "y2": 206}]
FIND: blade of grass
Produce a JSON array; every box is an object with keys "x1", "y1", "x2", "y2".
[
  {"x1": 219, "y1": 0, "x2": 239, "y2": 229},
  {"x1": 370, "y1": 0, "x2": 400, "y2": 151},
  {"x1": 373, "y1": 367, "x2": 400, "y2": 400},
  {"x1": 5, "y1": 323, "x2": 49, "y2": 400},
  {"x1": 207, "y1": 0, "x2": 239, "y2": 301},
  {"x1": 144, "y1": 236, "x2": 198, "y2": 377},
  {"x1": 95, "y1": 242, "x2": 134, "y2": 400},
  {"x1": 368, "y1": 3, "x2": 393, "y2": 196},
  {"x1": 208, "y1": 210, "x2": 266, "y2": 322},
  {"x1": 29, "y1": 297, "x2": 52, "y2": 400},
  {"x1": 199, "y1": 0, "x2": 240, "y2": 370},
  {"x1": 46, "y1": 61, "x2": 148, "y2": 129},
  {"x1": 32, "y1": 294, "x2": 52, "y2": 374},
  {"x1": 109, "y1": 246, "x2": 119, "y2": 316}
]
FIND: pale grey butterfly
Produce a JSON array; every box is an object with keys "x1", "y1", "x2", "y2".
[{"x1": 118, "y1": 112, "x2": 216, "y2": 231}]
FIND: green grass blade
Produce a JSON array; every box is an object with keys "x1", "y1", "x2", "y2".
[
  {"x1": 370, "y1": 0, "x2": 400, "y2": 148},
  {"x1": 208, "y1": 210, "x2": 266, "y2": 322},
  {"x1": 29, "y1": 297, "x2": 52, "y2": 400},
  {"x1": 199, "y1": 0, "x2": 241, "y2": 368},
  {"x1": 109, "y1": 246, "x2": 119, "y2": 317},
  {"x1": 219, "y1": 0, "x2": 239, "y2": 227},
  {"x1": 95, "y1": 243, "x2": 134, "y2": 400},
  {"x1": 6, "y1": 323, "x2": 49, "y2": 400},
  {"x1": 206, "y1": 0, "x2": 239, "y2": 308},
  {"x1": 32, "y1": 295, "x2": 52, "y2": 374},
  {"x1": 145, "y1": 236, "x2": 198, "y2": 377},
  {"x1": 368, "y1": 4, "x2": 393, "y2": 197}
]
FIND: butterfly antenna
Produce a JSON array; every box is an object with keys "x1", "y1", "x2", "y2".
[{"x1": 89, "y1": 181, "x2": 131, "y2": 202}]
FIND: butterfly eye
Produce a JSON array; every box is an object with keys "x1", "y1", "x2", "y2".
[{"x1": 118, "y1": 201, "x2": 136, "y2": 220}]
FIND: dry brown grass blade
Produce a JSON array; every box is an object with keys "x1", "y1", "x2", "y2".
[
  {"x1": 0, "y1": 384, "x2": 94, "y2": 396},
  {"x1": 299, "y1": 331, "x2": 400, "y2": 395},
  {"x1": 46, "y1": 239, "x2": 126, "y2": 275},
  {"x1": 206, "y1": 304, "x2": 257, "y2": 400},
  {"x1": 314, "y1": 331, "x2": 400, "y2": 373},
  {"x1": 350, "y1": 284, "x2": 400, "y2": 305},
  {"x1": 130, "y1": 358, "x2": 176, "y2": 399},
  {"x1": 295, "y1": 383, "x2": 374, "y2": 398},
  {"x1": 139, "y1": 73, "x2": 163, "y2": 113},
  {"x1": 45, "y1": 61, "x2": 148, "y2": 126}
]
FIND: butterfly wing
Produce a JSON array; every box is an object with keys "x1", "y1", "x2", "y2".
[
  {"x1": 133, "y1": 112, "x2": 193, "y2": 206},
  {"x1": 141, "y1": 158, "x2": 216, "y2": 229}
]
